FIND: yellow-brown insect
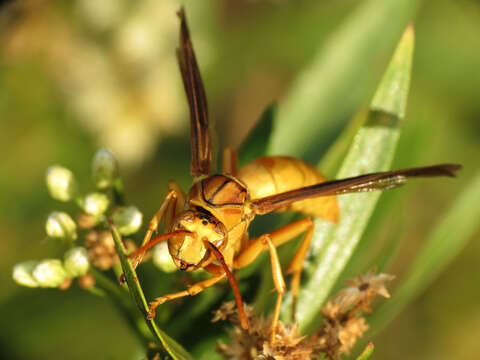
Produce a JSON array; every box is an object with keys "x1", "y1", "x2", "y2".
[{"x1": 130, "y1": 8, "x2": 461, "y2": 343}]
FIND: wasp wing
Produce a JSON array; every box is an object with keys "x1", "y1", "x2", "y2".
[
  {"x1": 251, "y1": 164, "x2": 462, "y2": 215},
  {"x1": 177, "y1": 8, "x2": 213, "y2": 177}
]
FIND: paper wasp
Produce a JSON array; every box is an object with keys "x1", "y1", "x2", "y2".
[{"x1": 129, "y1": 8, "x2": 461, "y2": 342}]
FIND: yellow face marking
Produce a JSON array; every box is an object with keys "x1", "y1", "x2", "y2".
[{"x1": 169, "y1": 211, "x2": 227, "y2": 270}]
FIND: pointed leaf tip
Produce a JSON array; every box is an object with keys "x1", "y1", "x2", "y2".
[
  {"x1": 371, "y1": 22, "x2": 415, "y2": 118},
  {"x1": 356, "y1": 341, "x2": 375, "y2": 360}
]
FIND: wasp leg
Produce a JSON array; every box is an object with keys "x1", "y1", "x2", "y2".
[
  {"x1": 164, "y1": 180, "x2": 186, "y2": 230},
  {"x1": 132, "y1": 183, "x2": 185, "y2": 270},
  {"x1": 233, "y1": 217, "x2": 314, "y2": 321},
  {"x1": 222, "y1": 146, "x2": 238, "y2": 176},
  {"x1": 260, "y1": 234, "x2": 286, "y2": 345},
  {"x1": 147, "y1": 264, "x2": 226, "y2": 319}
]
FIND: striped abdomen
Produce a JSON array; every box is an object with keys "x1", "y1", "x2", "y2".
[{"x1": 237, "y1": 156, "x2": 339, "y2": 222}]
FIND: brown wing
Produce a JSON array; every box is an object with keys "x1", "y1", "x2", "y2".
[
  {"x1": 177, "y1": 8, "x2": 212, "y2": 177},
  {"x1": 251, "y1": 164, "x2": 462, "y2": 215}
]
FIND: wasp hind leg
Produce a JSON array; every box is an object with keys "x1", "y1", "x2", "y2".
[
  {"x1": 259, "y1": 234, "x2": 287, "y2": 345},
  {"x1": 233, "y1": 217, "x2": 314, "y2": 339}
]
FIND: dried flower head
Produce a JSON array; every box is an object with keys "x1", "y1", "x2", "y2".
[
  {"x1": 334, "y1": 267, "x2": 395, "y2": 313},
  {"x1": 216, "y1": 302, "x2": 310, "y2": 360},
  {"x1": 216, "y1": 269, "x2": 394, "y2": 360}
]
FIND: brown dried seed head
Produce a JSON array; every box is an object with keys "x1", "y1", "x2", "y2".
[
  {"x1": 58, "y1": 277, "x2": 72, "y2": 290},
  {"x1": 98, "y1": 231, "x2": 115, "y2": 248},
  {"x1": 78, "y1": 273, "x2": 95, "y2": 289},
  {"x1": 85, "y1": 230, "x2": 121, "y2": 270},
  {"x1": 338, "y1": 317, "x2": 369, "y2": 355},
  {"x1": 85, "y1": 230, "x2": 98, "y2": 246},
  {"x1": 77, "y1": 213, "x2": 97, "y2": 229}
]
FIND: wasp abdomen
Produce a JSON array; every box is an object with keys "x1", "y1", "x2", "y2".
[{"x1": 237, "y1": 156, "x2": 339, "y2": 222}]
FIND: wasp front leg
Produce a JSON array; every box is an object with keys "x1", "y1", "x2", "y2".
[
  {"x1": 147, "y1": 264, "x2": 226, "y2": 319},
  {"x1": 131, "y1": 182, "x2": 185, "y2": 270},
  {"x1": 234, "y1": 217, "x2": 314, "y2": 326}
]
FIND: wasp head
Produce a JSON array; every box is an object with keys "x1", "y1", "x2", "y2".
[{"x1": 168, "y1": 210, "x2": 227, "y2": 271}]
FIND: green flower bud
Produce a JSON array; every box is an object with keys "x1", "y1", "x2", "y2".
[
  {"x1": 46, "y1": 211, "x2": 77, "y2": 241},
  {"x1": 112, "y1": 206, "x2": 143, "y2": 235},
  {"x1": 83, "y1": 192, "x2": 110, "y2": 216},
  {"x1": 152, "y1": 242, "x2": 177, "y2": 273},
  {"x1": 46, "y1": 165, "x2": 77, "y2": 201},
  {"x1": 33, "y1": 259, "x2": 68, "y2": 288},
  {"x1": 64, "y1": 247, "x2": 90, "y2": 277},
  {"x1": 92, "y1": 148, "x2": 119, "y2": 189},
  {"x1": 12, "y1": 260, "x2": 40, "y2": 287}
]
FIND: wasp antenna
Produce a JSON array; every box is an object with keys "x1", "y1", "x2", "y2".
[{"x1": 128, "y1": 230, "x2": 191, "y2": 260}]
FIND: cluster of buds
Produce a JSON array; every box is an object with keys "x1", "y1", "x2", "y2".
[
  {"x1": 214, "y1": 268, "x2": 394, "y2": 360},
  {"x1": 12, "y1": 149, "x2": 144, "y2": 290},
  {"x1": 13, "y1": 247, "x2": 89, "y2": 289}
]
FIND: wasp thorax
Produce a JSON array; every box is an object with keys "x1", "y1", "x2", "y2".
[{"x1": 168, "y1": 210, "x2": 227, "y2": 271}]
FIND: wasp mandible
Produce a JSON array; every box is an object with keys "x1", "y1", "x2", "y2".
[{"x1": 129, "y1": 8, "x2": 461, "y2": 342}]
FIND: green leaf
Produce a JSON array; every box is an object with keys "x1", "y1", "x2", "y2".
[
  {"x1": 267, "y1": 0, "x2": 416, "y2": 158},
  {"x1": 318, "y1": 108, "x2": 368, "y2": 178},
  {"x1": 238, "y1": 103, "x2": 276, "y2": 166},
  {"x1": 108, "y1": 220, "x2": 194, "y2": 360},
  {"x1": 370, "y1": 172, "x2": 480, "y2": 332},
  {"x1": 284, "y1": 25, "x2": 415, "y2": 332},
  {"x1": 356, "y1": 342, "x2": 375, "y2": 360}
]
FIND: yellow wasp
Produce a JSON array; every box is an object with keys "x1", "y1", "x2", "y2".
[{"x1": 129, "y1": 8, "x2": 461, "y2": 342}]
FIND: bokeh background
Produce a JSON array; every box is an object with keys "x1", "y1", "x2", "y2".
[{"x1": 0, "y1": 0, "x2": 479, "y2": 359}]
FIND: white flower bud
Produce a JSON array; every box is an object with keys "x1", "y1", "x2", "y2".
[
  {"x1": 12, "y1": 261, "x2": 40, "y2": 287},
  {"x1": 112, "y1": 206, "x2": 143, "y2": 235},
  {"x1": 92, "y1": 148, "x2": 119, "y2": 189},
  {"x1": 152, "y1": 242, "x2": 177, "y2": 273},
  {"x1": 83, "y1": 192, "x2": 110, "y2": 216},
  {"x1": 32, "y1": 259, "x2": 68, "y2": 288},
  {"x1": 46, "y1": 211, "x2": 77, "y2": 241},
  {"x1": 46, "y1": 165, "x2": 77, "y2": 201},
  {"x1": 64, "y1": 247, "x2": 90, "y2": 277}
]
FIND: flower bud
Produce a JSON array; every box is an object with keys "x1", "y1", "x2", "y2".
[
  {"x1": 64, "y1": 247, "x2": 90, "y2": 277},
  {"x1": 112, "y1": 206, "x2": 143, "y2": 235},
  {"x1": 46, "y1": 211, "x2": 77, "y2": 241},
  {"x1": 32, "y1": 259, "x2": 68, "y2": 288},
  {"x1": 92, "y1": 148, "x2": 119, "y2": 189},
  {"x1": 82, "y1": 192, "x2": 110, "y2": 216},
  {"x1": 152, "y1": 241, "x2": 177, "y2": 273},
  {"x1": 46, "y1": 165, "x2": 77, "y2": 201},
  {"x1": 12, "y1": 261, "x2": 40, "y2": 287}
]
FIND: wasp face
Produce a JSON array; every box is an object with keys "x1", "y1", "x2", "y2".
[{"x1": 168, "y1": 210, "x2": 227, "y2": 271}]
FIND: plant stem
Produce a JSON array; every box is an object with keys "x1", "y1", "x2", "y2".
[{"x1": 88, "y1": 267, "x2": 155, "y2": 344}]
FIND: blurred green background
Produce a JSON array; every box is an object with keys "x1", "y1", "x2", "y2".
[{"x1": 0, "y1": 0, "x2": 479, "y2": 359}]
